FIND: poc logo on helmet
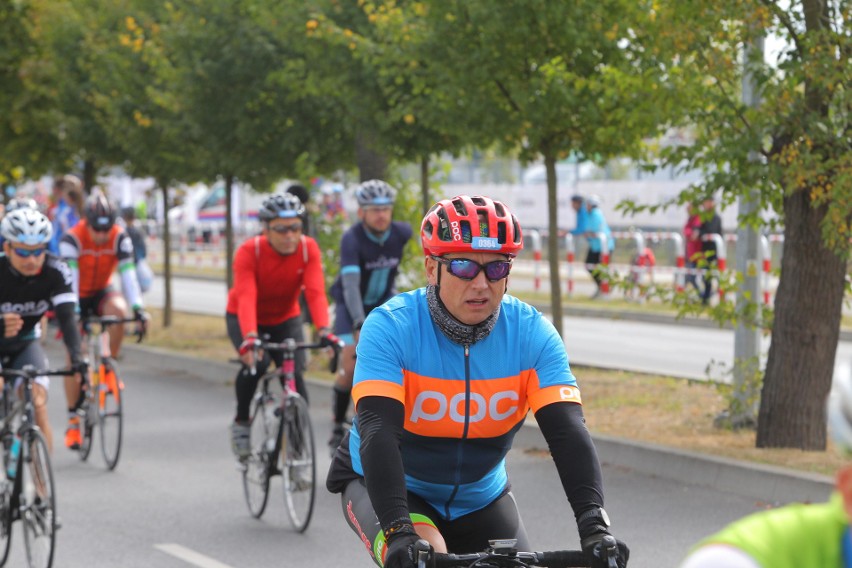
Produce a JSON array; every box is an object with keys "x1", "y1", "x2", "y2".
[
  {"x1": 450, "y1": 221, "x2": 462, "y2": 242},
  {"x1": 410, "y1": 390, "x2": 519, "y2": 423}
]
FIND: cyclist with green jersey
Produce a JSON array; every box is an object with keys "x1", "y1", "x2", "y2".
[{"x1": 678, "y1": 375, "x2": 852, "y2": 568}]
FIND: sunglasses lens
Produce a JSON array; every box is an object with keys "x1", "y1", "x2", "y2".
[
  {"x1": 14, "y1": 247, "x2": 45, "y2": 258},
  {"x1": 448, "y1": 259, "x2": 480, "y2": 280},
  {"x1": 485, "y1": 261, "x2": 511, "y2": 281},
  {"x1": 273, "y1": 224, "x2": 302, "y2": 233}
]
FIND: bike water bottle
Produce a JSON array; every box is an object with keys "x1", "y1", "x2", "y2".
[{"x1": 6, "y1": 436, "x2": 20, "y2": 479}]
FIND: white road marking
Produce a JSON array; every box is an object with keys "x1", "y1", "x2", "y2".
[{"x1": 154, "y1": 544, "x2": 236, "y2": 568}]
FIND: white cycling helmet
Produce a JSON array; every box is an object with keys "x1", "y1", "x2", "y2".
[
  {"x1": 6, "y1": 197, "x2": 39, "y2": 212},
  {"x1": 1, "y1": 208, "x2": 53, "y2": 246},
  {"x1": 258, "y1": 193, "x2": 305, "y2": 221},
  {"x1": 355, "y1": 180, "x2": 396, "y2": 207},
  {"x1": 828, "y1": 369, "x2": 852, "y2": 452}
]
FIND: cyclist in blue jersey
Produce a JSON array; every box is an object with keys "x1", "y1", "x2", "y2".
[
  {"x1": 326, "y1": 195, "x2": 629, "y2": 568},
  {"x1": 678, "y1": 375, "x2": 852, "y2": 568},
  {"x1": 328, "y1": 180, "x2": 413, "y2": 452}
]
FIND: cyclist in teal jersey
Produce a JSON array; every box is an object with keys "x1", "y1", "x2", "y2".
[{"x1": 678, "y1": 374, "x2": 852, "y2": 568}]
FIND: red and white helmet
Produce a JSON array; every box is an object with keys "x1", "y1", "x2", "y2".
[{"x1": 420, "y1": 195, "x2": 523, "y2": 257}]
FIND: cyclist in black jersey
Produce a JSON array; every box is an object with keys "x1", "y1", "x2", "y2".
[{"x1": 0, "y1": 208, "x2": 86, "y2": 453}]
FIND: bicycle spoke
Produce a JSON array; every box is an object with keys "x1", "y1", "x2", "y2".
[
  {"x1": 99, "y1": 364, "x2": 123, "y2": 470},
  {"x1": 242, "y1": 396, "x2": 273, "y2": 518},
  {"x1": 281, "y1": 395, "x2": 315, "y2": 533},
  {"x1": 0, "y1": 474, "x2": 12, "y2": 566},
  {"x1": 21, "y1": 430, "x2": 56, "y2": 568}
]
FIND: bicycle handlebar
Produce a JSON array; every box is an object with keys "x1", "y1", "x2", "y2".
[
  {"x1": 0, "y1": 365, "x2": 77, "y2": 380},
  {"x1": 81, "y1": 314, "x2": 147, "y2": 343},
  {"x1": 415, "y1": 536, "x2": 606, "y2": 568},
  {"x1": 245, "y1": 337, "x2": 345, "y2": 376}
]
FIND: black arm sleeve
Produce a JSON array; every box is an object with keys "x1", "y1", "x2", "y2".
[
  {"x1": 534, "y1": 402, "x2": 604, "y2": 520},
  {"x1": 54, "y1": 303, "x2": 83, "y2": 364},
  {"x1": 357, "y1": 395, "x2": 410, "y2": 529}
]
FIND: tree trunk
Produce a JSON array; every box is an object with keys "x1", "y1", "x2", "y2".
[
  {"x1": 159, "y1": 182, "x2": 172, "y2": 328},
  {"x1": 355, "y1": 131, "x2": 388, "y2": 181},
  {"x1": 225, "y1": 174, "x2": 235, "y2": 290},
  {"x1": 421, "y1": 156, "x2": 431, "y2": 214},
  {"x1": 82, "y1": 159, "x2": 96, "y2": 195},
  {"x1": 544, "y1": 152, "x2": 563, "y2": 338},
  {"x1": 756, "y1": 189, "x2": 846, "y2": 449}
]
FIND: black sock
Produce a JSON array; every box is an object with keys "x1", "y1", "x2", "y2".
[{"x1": 332, "y1": 385, "x2": 352, "y2": 424}]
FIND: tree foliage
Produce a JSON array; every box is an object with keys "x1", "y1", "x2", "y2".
[{"x1": 648, "y1": 0, "x2": 851, "y2": 449}]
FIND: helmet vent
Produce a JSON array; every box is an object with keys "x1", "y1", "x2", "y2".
[{"x1": 451, "y1": 197, "x2": 468, "y2": 217}]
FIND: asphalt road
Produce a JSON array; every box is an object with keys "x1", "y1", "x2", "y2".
[
  {"x1": 145, "y1": 276, "x2": 852, "y2": 382},
  {"x1": 20, "y1": 340, "x2": 812, "y2": 568}
]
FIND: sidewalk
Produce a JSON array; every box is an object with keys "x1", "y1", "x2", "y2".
[{"x1": 123, "y1": 342, "x2": 834, "y2": 505}]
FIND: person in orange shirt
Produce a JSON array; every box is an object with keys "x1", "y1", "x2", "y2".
[
  {"x1": 225, "y1": 193, "x2": 340, "y2": 460},
  {"x1": 59, "y1": 190, "x2": 148, "y2": 449}
]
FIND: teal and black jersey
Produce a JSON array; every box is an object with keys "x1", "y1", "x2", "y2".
[{"x1": 330, "y1": 221, "x2": 412, "y2": 327}]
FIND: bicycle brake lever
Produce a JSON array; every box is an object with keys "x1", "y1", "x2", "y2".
[{"x1": 600, "y1": 535, "x2": 618, "y2": 568}]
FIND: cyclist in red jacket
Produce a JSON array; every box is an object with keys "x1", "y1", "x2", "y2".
[{"x1": 225, "y1": 193, "x2": 339, "y2": 460}]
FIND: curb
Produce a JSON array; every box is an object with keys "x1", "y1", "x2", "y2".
[{"x1": 123, "y1": 342, "x2": 834, "y2": 505}]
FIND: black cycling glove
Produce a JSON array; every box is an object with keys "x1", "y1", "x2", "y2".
[
  {"x1": 579, "y1": 509, "x2": 629, "y2": 568},
  {"x1": 383, "y1": 525, "x2": 420, "y2": 568}
]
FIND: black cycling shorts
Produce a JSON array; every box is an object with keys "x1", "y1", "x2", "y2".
[{"x1": 340, "y1": 477, "x2": 530, "y2": 567}]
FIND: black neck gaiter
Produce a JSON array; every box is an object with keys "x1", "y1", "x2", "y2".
[{"x1": 426, "y1": 284, "x2": 499, "y2": 346}]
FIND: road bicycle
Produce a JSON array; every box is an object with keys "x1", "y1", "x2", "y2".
[
  {"x1": 78, "y1": 315, "x2": 145, "y2": 470},
  {"x1": 0, "y1": 364, "x2": 76, "y2": 568},
  {"x1": 415, "y1": 535, "x2": 619, "y2": 568},
  {"x1": 238, "y1": 336, "x2": 341, "y2": 532}
]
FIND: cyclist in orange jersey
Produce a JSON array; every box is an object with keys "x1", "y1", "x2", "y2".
[{"x1": 59, "y1": 190, "x2": 147, "y2": 450}]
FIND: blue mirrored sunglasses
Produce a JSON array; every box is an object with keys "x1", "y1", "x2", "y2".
[
  {"x1": 432, "y1": 256, "x2": 512, "y2": 282},
  {"x1": 12, "y1": 247, "x2": 47, "y2": 258}
]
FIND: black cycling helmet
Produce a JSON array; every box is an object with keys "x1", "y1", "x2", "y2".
[
  {"x1": 84, "y1": 190, "x2": 117, "y2": 231},
  {"x1": 257, "y1": 193, "x2": 305, "y2": 221},
  {"x1": 355, "y1": 179, "x2": 396, "y2": 207}
]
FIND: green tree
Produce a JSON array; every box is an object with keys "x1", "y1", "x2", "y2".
[
  {"x1": 80, "y1": 2, "x2": 203, "y2": 326},
  {"x1": 388, "y1": 0, "x2": 675, "y2": 337},
  {"x1": 650, "y1": 0, "x2": 851, "y2": 449},
  {"x1": 160, "y1": 0, "x2": 348, "y2": 288}
]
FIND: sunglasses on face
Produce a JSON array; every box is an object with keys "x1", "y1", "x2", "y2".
[
  {"x1": 12, "y1": 247, "x2": 47, "y2": 258},
  {"x1": 432, "y1": 255, "x2": 512, "y2": 282},
  {"x1": 268, "y1": 223, "x2": 303, "y2": 234}
]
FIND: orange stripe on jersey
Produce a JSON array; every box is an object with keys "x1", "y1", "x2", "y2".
[
  {"x1": 402, "y1": 371, "x2": 531, "y2": 439},
  {"x1": 528, "y1": 384, "x2": 582, "y2": 412},
  {"x1": 352, "y1": 380, "x2": 405, "y2": 408}
]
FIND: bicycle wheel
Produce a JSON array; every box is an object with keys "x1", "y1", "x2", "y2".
[
  {"x1": 0, "y1": 477, "x2": 12, "y2": 566},
  {"x1": 281, "y1": 394, "x2": 315, "y2": 533},
  {"x1": 242, "y1": 395, "x2": 274, "y2": 518},
  {"x1": 21, "y1": 429, "x2": 56, "y2": 568},
  {"x1": 99, "y1": 363, "x2": 123, "y2": 470}
]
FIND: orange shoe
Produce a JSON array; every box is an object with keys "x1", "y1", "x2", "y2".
[{"x1": 65, "y1": 417, "x2": 81, "y2": 450}]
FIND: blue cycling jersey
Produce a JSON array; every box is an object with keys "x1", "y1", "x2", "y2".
[{"x1": 347, "y1": 288, "x2": 581, "y2": 520}]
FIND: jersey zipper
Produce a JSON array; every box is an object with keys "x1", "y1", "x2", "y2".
[{"x1": 444, "y1": 343, "x2": 471, "y2": 519}]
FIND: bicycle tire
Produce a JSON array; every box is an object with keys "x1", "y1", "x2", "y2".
[
  {"x1": 281, "y1": 394, "x2": 315, "y2": 533},
  {"x1": 242, "y1": 394, "x2": 273, "y2": 518},
  {"x1": 20, "y1": 429, "x2": 56, "y2": 568},
  {"x1": 98, "y1": 363, "x2": 123, "y2": 470},
  {"x1": 0, "y1": 472, "x2": 12, "y2": 566}
]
